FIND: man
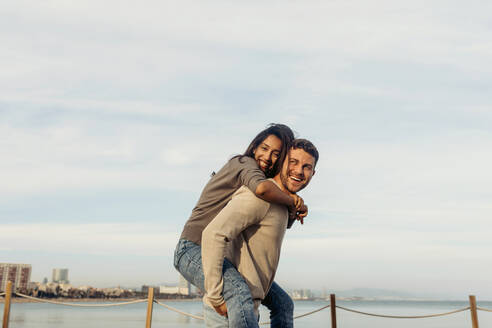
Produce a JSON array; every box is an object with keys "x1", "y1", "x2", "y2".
[{"x1": 202, "y1": 139, "x2": 319, "y2": 327}]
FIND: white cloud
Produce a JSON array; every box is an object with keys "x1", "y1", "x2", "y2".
[
  {"x1": 278, "y1": 229, "x2": 492, "y2": 296},
  {"x1": 1, "y1": 0, "x2": 491, "y2": 295},
  {"x1": 0, "y1": 113, "x2": 247, "y2": 195},
  {"x1": 0, "y1": 223, "x2": 179, "y2": 257}
]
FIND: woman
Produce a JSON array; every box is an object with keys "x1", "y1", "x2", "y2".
[{"x1": 174, "y1": 123, "x2": 305, "y2": 328}]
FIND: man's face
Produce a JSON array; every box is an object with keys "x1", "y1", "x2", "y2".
[{"x1": 280, "y1": 148, "x2": 316, "y2": 193}]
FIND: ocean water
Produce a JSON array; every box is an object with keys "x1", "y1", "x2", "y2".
[{"x1": 2, "y1": 299, "x2": 492, "y2": 328}]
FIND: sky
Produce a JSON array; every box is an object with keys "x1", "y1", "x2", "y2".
[{"x1": 1, "y1": 0, "x2": 491, "y2": 300}]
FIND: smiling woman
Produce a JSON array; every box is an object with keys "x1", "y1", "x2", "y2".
[
  {"x1": 252, "y1": 135, "x2": 282, "y2": 173},
  {"x1": 241, "y1": 124, "x2": 294, "y2": 179}
]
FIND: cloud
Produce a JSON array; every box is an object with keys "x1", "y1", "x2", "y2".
[
  {"x1": 0, "y1": 108, "x2": 252, "y2": 196},
  {"x1": 1, "y1": 0, "x2": 491, "y2": 295},
  {"x1": 3, "y1": 1, "x2": 492, "y2": 92},
  {"x1": 0, "y1": 223, "x2": 179, "y2": 257},
  {"x1": 278, "y1": 229, "x2": 492, "y2": 296}
]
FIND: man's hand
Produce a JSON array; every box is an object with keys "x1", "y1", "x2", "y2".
[{"x1": 213, "y1": 302, "x2": 228, "y2": 317}]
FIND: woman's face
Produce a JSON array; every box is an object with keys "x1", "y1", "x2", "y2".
[{"x1": 254, "y1": 134, "x2": 282, "y2": 173}]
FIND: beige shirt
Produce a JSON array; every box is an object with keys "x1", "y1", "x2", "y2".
[
  {"x1": 181, "y1": 156, "x2": 266, "y2": 245},
  {"x1": 201, "y1": 179, "x2": 288, "y2": 315}
]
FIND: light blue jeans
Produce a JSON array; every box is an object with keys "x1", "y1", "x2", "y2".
[
  {"x1": 174, "y1": 239, "x2": 294, "y2": 328},
  {"x1": 203, "y1": 303, "x2": 234, "y2": 328}
]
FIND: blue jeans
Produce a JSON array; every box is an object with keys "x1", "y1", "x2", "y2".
[
  {"x1": 203, "y1": 303, "x2": 232, "y2": 328},
  {"x1": 173, "y1": 239, "x2": 294, "y2": 328},
  {"x1": 261, "y1": 281, "x2": 294, "y2": 328}
]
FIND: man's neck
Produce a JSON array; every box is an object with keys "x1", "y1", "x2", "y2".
[{"x1": 273, "y1": 174, "x2": 289, "y2": 194}]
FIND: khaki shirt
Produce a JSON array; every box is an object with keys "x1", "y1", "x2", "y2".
[
  {"x1": 202, "y1": 179, "x2": 288, "y2": 315},
  {"x1": 181, "y1": 156, "x2": 266, "y2": 245}
]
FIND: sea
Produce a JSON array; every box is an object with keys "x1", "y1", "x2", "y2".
[{"x1": 2, "y1": 299, "x2": 491, "y2": 328}]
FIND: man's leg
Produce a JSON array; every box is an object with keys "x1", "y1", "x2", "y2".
[
  {"x1": 174, "y1": 239, "x2": 259, "y2": 328},
  {"x1": 261, "y1": 281, "x2": 294, "y2": 328}
]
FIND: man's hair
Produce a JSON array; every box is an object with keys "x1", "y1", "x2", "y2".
[
  {"x1": 292, "y1": 138, "x2": 319, "y2": 167},
  {"x1": 242, "y1": 123, "x2": 295, "y2": 177}
]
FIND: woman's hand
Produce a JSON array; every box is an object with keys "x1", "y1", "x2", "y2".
[
  {"x1": 296, "y1": 204, "x2": 308, "y2": 224},
  {"x1": 289, "y1": 194, "x2": 308, "y2": 224},
  {"x1": 214, "y1": 302, "x2": 228, "y2": 317},
  {"x1": 290, "y1": 194, "x2": 304, "y2": 211}
]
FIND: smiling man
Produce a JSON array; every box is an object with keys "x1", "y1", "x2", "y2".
[{"x1": 202, "y1": 139, "x2": 319, "y2": 327}]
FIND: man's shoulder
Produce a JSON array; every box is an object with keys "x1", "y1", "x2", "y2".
[
  {"x1": 233, "y1": 185, "x2": 262, "y2": 200},
  {"x1": 232, "y1": 181, "x2": 288, "y2": 216},
  {"x1": 230, "y1": 185, "x2": 271, "y2": 212}
]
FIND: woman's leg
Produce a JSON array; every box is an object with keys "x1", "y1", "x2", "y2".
[
  {"x1": 173, "y1": 239, "x2": 206, "y2": 289},
  {"x1": 261, "y1": 281, "x2": 294, "y2": 328},
  {"x1": 174, "y1": 239, "x2": 259, "y2": 328}
]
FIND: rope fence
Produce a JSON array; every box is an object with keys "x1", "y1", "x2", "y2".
[
  {"x1": 336, "y1": 305, "x2": 470, "y2": 319},
  {"x1": 154, "y1": 299, "x2": 204, "y2": 320},
  {"x1": 0, "y1": 284, "x2": 488, "y2": 328},
  {"x1": 14, "y1": 292, "x2": 146, "y2": 307},
  {"x1": 291, "y1": 303, "x2": 332, "y2": 320}
]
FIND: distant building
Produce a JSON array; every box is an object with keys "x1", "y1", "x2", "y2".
[
  {"x1": 178, "y1": 274, "x2": 191, "y2": 295},
  {"x1": 289, "y1": 288, "x2": 314, "y2": 300},
  {"x1": 52, "y1": 268, "x2": 69, "y2": 284},
  {"x1": 142, "y1": 285, "x2": 160, "y2": 294},
  {"x1": 159, "y1": 285, "x2": 181, "y2": 294},
  {"x1": 322, "y1": 287, "x2": 328, "y2": 299},
  {"x1": 157, "y1": 274, "x2": 192, "y2": 296},
  {"x1": 27, "y1": 281, "x2": 38, "y2": 290},
  {"x1": 0, "y1": 263, "x2": 32, "y2": 292}
]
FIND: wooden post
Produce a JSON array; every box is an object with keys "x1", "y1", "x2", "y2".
[
  {"x1": 330, "y1": 293, "x2": 337, "y2": 328},
  {"x1": 469, "y1": 295, "x2": 479, "y2": 328},
  {"x1": 145, "y1": 287, "x2": 154, "y2": 328},
  {"x1": 2, "y1": 281, "x2": 13, "y2": 328}
]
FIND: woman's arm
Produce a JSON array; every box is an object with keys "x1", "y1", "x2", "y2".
[
  {"x1": 255, "y1": 181, "x2": 308, "y2": 223},
  {"x1": 255, "y1": 180, "x2": 295, "y2": 207},
  {"x1": 236, "y1": 156, "x2": 308, "y2": 220}
]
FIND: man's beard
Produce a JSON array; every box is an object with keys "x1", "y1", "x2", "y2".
[{"x1": 280, "y1": 169, "x2": 307, "y2": 194}]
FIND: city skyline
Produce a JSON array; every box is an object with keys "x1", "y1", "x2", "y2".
[
  {"x1": 0, "y1": 262, "x2": 465, "y2": 301},
  {"x1": 1, "y1": 1, "x2": 492, "y2": 300}
]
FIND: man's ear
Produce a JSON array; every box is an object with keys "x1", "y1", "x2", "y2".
[{"x1": 312, "y1": 169, "x2": 316, "y2": 176}]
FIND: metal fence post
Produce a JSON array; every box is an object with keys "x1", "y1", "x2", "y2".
[
  {"x1": 145, "y1": 287, "x2": 154, "y2": 328},
  {"x1": 469, "y1": 295, "x2": 479, "y2": 328},
  {"x1": 2, "y1": 281, "x2": 13, "y2": 328},
  {"x1": 330, "y1": 294, "x2": 337, "y2": 328}
]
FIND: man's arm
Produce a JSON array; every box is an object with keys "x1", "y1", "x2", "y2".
[
  {"x1": 201, "y1": 187, "x2": 270, "y2": 311},
  {"x1": 255, "y1": 181, "x2": 308, "y2": 221}
]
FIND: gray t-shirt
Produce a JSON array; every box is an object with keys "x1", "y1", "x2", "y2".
[{"x1": 180, "y1": 156, "x2": 267, "y2": 245}]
